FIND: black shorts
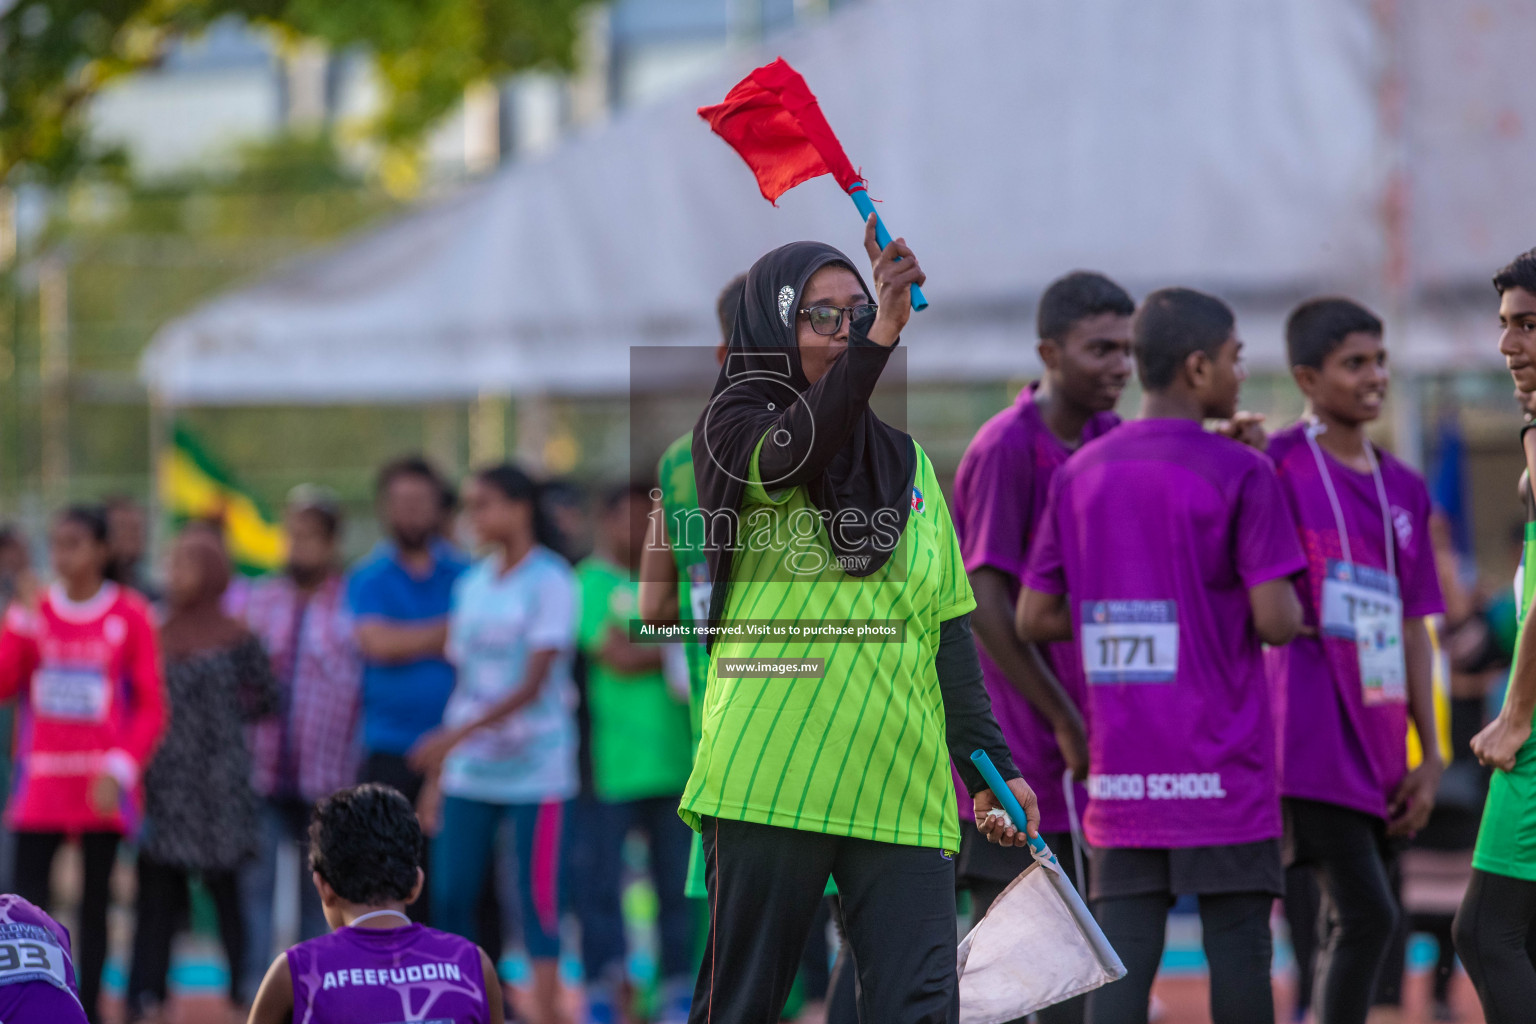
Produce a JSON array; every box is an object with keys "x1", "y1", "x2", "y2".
[
  {"x1": 1282, "y1": 796, "x2": 1392, "y2": 869},
  {"x1": 1090, "y1": 838, "x2": 1284, "y2": 901}
]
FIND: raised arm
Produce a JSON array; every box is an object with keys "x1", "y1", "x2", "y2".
[{"x1": 757, "y1": 215, "x2": 925, "y2": 488}]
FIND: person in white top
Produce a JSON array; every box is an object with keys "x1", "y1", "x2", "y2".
[{"x1": 409, "y1": 463, "x2": 579, "y2": 1024}]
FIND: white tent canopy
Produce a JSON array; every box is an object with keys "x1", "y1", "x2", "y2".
[{"x1": 141, "y1": 0, "x2": 1533, "y2": 406}]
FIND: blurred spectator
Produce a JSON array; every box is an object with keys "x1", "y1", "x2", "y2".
[
  {"x1": 542, "y1": 479, "x2": 594, "y2": 563},
  {"x1": 0, "y1": 524, "x2": 28, "y2": 891},
  {"x1": 179, "y1": 515, "x2": 254, "y2": 615},
  {"x1": 128, "y1": 528, "x2": 278, "y2": 1021},
  {"x1": 411, "y1": 463, "x2": 579, "y2": 1024},
  {"x1": 238, "y1": 485, "x2": 362, "y2": 997},
  {"x1": 105, "y1": 495, "x2": 161, "y2": 601},
  {"x1": 574, "y1": 483, "x2": 696, "y2": 1024},
  {"x1": 0, "y1": 506, "x2": 165, "y2": 1023},
  {"x1": 347, "y1": 456, "x2": 469, "y2": 924},
  {"x1": 0, "y1": 526, "x2": 29, "y2": 611}
]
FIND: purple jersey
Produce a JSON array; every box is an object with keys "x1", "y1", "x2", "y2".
[
  {"x1": 949, "y1": 383, "x2": 1118, "y2": 831},
  {"x1": 1265, "y1": 422, "x2": 1445, "y2": 819},
  {"x1": 0, "y1": 893, "x2": 87, "y2": 1023},
  {"x1": 288, "y1": 922, "x2": 489, "y2": 1024},
  {"x1": 1025, "y1": 419, "x2": 1306, "y2": 848}
]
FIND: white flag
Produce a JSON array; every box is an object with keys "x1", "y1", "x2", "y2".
[{"x1": 957, "y1": 847, "x2": 1125, "y2": 1023}]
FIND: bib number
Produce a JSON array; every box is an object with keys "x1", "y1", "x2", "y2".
[
  {"x1": 1081, "y1": 601, "x2": 1179, "y2": 684},
  {"x1": 1355, "y1": 603, "x2": 1407, "y2": 705},
  {"x1": 0, "y1": 937, "x2": 69, "y2": 990},
  {"x1": 32, "y1": 666, "x2": 109, "y2": 723},
  {"x1": 1320, "y1": 561, "x2": 1405, "y2": 705},
  {"x1": 1320, "y1": 560, "x2": 1398, "y2": 639}
]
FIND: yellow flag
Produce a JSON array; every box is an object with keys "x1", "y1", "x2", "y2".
[{"x1": 159, "y1": 425, "x2": 285, "y2": 574}]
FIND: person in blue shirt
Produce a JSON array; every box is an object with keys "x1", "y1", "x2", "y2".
[{"x1": 346, "y1": 455, "x2": 469, "y2": 925}]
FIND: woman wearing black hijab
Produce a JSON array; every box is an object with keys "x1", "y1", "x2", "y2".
[{"x1": 680, "y1": 216, "x2": 1039, "y2": 1023}]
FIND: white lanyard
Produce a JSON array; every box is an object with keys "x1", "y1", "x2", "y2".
[
  {"x1": 1062, "y1": 770, "x2": 1088, "y2": 888},
  {"x1": 349, "y1": 909, "x2": 411, "y2": 928},
  {"x1": 1303, "y1": 419, "x2": 1395, "y2": 582}
]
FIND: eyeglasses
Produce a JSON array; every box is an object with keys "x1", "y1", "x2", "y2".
[{"x1": 799, "y1": 303, "x2": 878, "y2": 336}]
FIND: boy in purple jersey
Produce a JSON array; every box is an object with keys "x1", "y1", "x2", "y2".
[
  {"x1": 948, "y1": 271, "x2": 1132, "y2": 1024},
  {"x1": 1265, "y1": 298, "x2": 1444, "y2": 1024},
  {"x1": 1019, "y1": 288, "x2": 1305, "y2": 1024},
  {"x1": 249, "y1": 784, "x2": 503, "y2": 1024},
  {"x1": 0, "y1": 893, "x2": 89, "y2": 1023}
]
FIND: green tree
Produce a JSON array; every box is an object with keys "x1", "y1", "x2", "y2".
[{"x1": 0, "y1": 0, "x2": 593, "y2": 184}]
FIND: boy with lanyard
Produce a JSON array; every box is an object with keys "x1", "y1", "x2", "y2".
[
  {"x1": 948, "y1": 270, "x2": 1132, "y2": 1023},
  {"x1": 1018, "y1": 287, "x2": 1305, "y2": 1024},
  {"x1": 1265, "y1": 298, "x2": 1443, "y2": 1024},
  {"x1": 1454, "y1": 249, "x2": 1536, "y2": 1024},
  {"x1": 249, "y1": 783, "x2": 503, "y2": 1024},
  {"x1": 0, "y1": 893, "x2": 89, "y2": 1023}
]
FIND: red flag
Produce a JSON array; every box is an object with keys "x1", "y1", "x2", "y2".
[{"x1": 698, "y1": 58, "x2": 863, "y2": 205}]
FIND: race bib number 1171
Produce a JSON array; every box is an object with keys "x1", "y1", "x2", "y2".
[{"x1": 1080, "y1": 600, "x2": 1179, "y2": 684}]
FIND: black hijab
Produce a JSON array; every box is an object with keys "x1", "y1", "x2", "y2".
[{"x1": 692, "y1": 241, "x2": 915, "y2": 642}]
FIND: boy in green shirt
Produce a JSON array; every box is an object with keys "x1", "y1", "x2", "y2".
[
  {"x1": 576, "y1": 483, "x2": 695, "y2": 1024},
  {"x1": 1455, "y1": 248, "x2": 1536, "y2": 1024}
]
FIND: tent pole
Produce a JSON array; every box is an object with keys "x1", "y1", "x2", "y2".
[
  {"x1": 38, "y1": 255, "x2": 69, "y2": 507},
  {"x1": 472, "y1": 390, "x2": 508, "y2": 465},
  {"x1": 147, "y1": 388, "x2": 172, "y2": 572},
  {"x1": 515, "y1": 394, "x2": 552, "y2": 475},
  {"x1": 1376, "y1": 0, "x2": 1422, "y2": 469}
]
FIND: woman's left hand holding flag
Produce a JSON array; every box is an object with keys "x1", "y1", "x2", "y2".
[{"x1": 864, "y1": 213, "x2": 927, "y2": 348}]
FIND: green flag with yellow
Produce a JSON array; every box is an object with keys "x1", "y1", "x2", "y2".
[{"x1": 159, "y1": 424, "x2": 285, "y2": 575}]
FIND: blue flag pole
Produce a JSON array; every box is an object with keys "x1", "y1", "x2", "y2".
[
  {"x1": 848, "y1": 186, "x2": 928, "y2": 312},
  {"x1": 970, "y1": 749, "x2": 1049, "y2": 860}
]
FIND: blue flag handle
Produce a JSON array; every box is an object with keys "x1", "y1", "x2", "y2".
[
  {"x1": 971, "y1": 749, "x2": 1050, "y2": 859},
  {"x1": 849, "y1": 187, "x2": 928, "y2": 312}
]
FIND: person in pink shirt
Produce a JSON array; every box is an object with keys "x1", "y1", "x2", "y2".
[
  {"x1": 948, "y1": 271, "x2": 1132, "y2": 1024},
  {"x1": 1265, "y1": 298, "x2": 1444, "y2": 1024},
  {"x1": 0, "y1": 505, "x2": 166, "y2": 1022},
  {"x1": 1019, "y1": 288, "x2": 1305, "y2": 1024}
]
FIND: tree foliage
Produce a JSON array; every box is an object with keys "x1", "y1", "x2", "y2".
[{"x1": 0, "y1": 0, "x2": 593, "y2": 183}]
